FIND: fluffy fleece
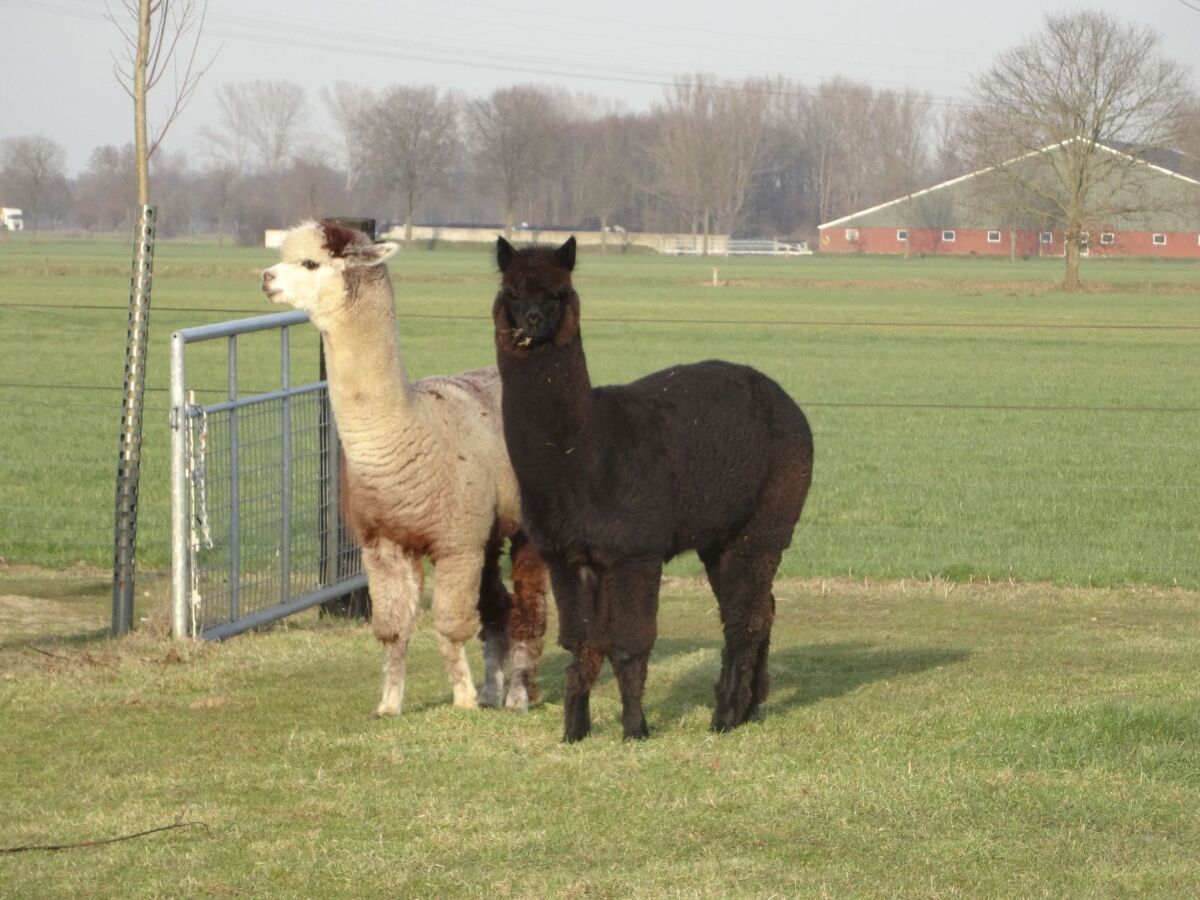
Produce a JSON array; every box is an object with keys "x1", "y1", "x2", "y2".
[
  {"x1": 262, "y1": 221, "x2": 547, "y2": 715},
  {"x1": 492, "y1": 236, "x2": 814, "y2": 741}
]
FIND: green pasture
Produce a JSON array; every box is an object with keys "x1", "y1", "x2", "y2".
[
  {"x1": 0, "y1": 234, "x2": 1198, "y2": 586},
  {"x1": 3, "y1": 572, "x2": 1200, "y2": 896}
]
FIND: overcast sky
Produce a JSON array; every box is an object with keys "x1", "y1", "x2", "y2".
[{"x1": 1, "y1": 0, "x2": 1197, "y2": 175}]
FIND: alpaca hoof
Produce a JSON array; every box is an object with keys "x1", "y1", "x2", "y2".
[
  {"x1": 711, "y1": 707, "x2": 740, "y2": 733},
  {"x1": 372, "y1": 706, "x2": 401, "y2": 719},
  {"x1": 623, "y1": 719, "x2": 650, "y2": 741},
  {"x1": 452, "y1": 689, "x2": 478, "y2": 710},
  {"x1": 504, "y1": 681, "x2": 530, "y2": 713},
  {"x1": 479, "y1": 684, "x2": 505, "y2": 709},
  {"x1": 563, "y1": 727, "x2": 590, "y2": 744}
]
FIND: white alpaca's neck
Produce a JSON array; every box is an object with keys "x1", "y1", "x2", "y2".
[{"x1": 320, "y1": 313, "x2": 424, "y2": 457}]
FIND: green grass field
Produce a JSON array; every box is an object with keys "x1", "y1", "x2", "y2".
[
  {"x1": 1, "y1": 233, "x2": 1198, "y2": 585},
  {"x1": 3, "y1": 235, "x2": 1200, "y2": 896},
  {"x1": 2, "y1": 571, "x2": 1200, "y2": 896}
]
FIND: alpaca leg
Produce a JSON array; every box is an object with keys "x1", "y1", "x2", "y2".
[
  {"x1": 477, "y1": 532, "x2": 511, "y2": 709},
  {"x1": 504, "y1": 533, "x2": 549, "y2": 712},
  {"x1": 602, "y1": 559, "x2": 661, "y2": 740},
  {"x1": 364, "y1": 544, "x2": 424, "y2": 718},
  {"x1": 707, "y1": 447, "x2": 808, "y2": 732},
  {"x1": 550, "y1": 561, "x2": 602, "y2": 742},
  {"x1": 432, "y1": 553, "x2": 486, "y2": 709},
  {"x1": 705, "y1": 545, "x2": 783, "y2": 733}
]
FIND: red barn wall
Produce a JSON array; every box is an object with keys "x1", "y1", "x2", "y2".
[{"x1": 819, "y1": 226, "x2": 1200, "y2": 258}]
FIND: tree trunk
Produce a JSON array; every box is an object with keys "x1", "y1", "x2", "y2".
[
  {"x1": 1064, "y1": 226, "x2": 1081, "y2": 291},
  {"x1": 600, "y1": 214, "x2": 608, "y2": 254},
  {"x1": 404, "y1": 191, "x2": 414, "y2": 243},
  {"x1": 702, "y1": 206, "x2": 711, "y2": 257},
  {"x1": 134, "y1": 0, "x2": 150, "y2": 205},
  {"x1": 1009, "y1": 228, "x2": 1016, "y2": 263}
]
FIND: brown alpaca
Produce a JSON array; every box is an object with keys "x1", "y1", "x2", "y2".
[
  {"x1": 262, "y1": 221, "x2": 548, "y2": 715},
  {"x1": 493, "y1": 237, "x2": 813, "y2": 741}
]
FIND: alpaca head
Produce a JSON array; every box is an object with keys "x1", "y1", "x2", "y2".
[
  {"x1": 262, "y1": 221, "x2": 399, "y2": 329},
  {"x1": 494, "y1": 236, "x2": 579, "y2": 352}
]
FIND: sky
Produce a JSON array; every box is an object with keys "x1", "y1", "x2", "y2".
[{"x1": 1, "y1": 0, "x2": 1198, "y2": 176}]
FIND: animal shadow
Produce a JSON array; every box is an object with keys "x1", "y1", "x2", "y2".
[{"x1": 656, "y1": 639, "x2": 971, "y2": 722}]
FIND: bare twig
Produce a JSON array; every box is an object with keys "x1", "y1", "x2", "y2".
[
  {"x1": 1, "y1": 820, "x2": 209, "y2": 854},
  {"x1": 25, "y1": 645, "x2": 70, "y2": 660}
]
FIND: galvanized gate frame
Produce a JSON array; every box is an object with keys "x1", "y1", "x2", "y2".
[{"x1": 169, "y1": 311, "x2": 367, "y2": 640}]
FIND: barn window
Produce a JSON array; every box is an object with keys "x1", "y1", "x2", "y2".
[
  {"x1": 1153, "y1": 233, "x2": 1167, "y2": 246},
  {"x1": 1100, "y1": 232, "x2": 1115, "y2": 245},
  {"x1": 1039, "y1": 232, "x2": 1052, "y2": 244},
  {"x1": 896, "y1": 229, "x2": 908, "y2": 241},
  {"x1": 942, "y1": 230, "x2": 956, "y2": 242},
  {"x1": 987, "y1": 230, "x2": 1002, "y2": 243},
  {"x1": 845, "y1": 228, "x2": 859, "y2": 241}
]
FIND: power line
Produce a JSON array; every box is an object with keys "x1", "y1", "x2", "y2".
[
  {"x1": 329, "y1": 0, "x2": 987, "y2": 60},
  {"x1": 2, "y1": 0, "x2": 977, "y2": 109}
]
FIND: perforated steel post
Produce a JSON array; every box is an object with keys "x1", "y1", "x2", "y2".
[{"x1": 112, "y1": 204, "x2": 156, "y2": 636}]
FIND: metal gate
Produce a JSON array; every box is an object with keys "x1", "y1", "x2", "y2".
[{"x1": 169, "y1": 311, "x2": 365, "y2": 640}]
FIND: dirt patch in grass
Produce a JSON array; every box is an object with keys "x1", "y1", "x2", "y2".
[{"x1": 0, "y1": 593, "x2": 107, "y2": 648}]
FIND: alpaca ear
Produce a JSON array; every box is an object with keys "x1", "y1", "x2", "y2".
[
  {"x1": 554, "y1": 294, "x2": 580, "y2": 347},
  {"x1": 345, "y1": 241, "x2": 399, "y2": 268},
  {"x1": 497, "y1": 237, "x2": 516, "y2": 272},
  {"x1": 557, "y1": 236, "x2": 576, "y2": 272}
]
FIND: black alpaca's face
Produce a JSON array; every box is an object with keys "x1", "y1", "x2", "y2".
[{"x1": 496, "y1": 237, "x2": 577, "y2": 348}]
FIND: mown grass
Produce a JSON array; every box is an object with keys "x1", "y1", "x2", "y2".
[
  {"x1": 2, "y1": 572, "x2": 1200, "y2": 897},
  {"x1": 1, "y1": 234, "x2": 1198, "y2": 586}
]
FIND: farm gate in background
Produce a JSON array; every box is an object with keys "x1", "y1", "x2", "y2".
[{"x1": 169, "y1": 311, "x2": 365, "y2": 640}]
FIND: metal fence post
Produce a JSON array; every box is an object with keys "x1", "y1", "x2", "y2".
[
  {"x1": 280, "y1": 325, "x2": 292, "y2": 607},
  {"x1": 112, "y1": 204, "x2": 156, "y2": 636},
  {"x1": 318, "y1": 216, "x2": 375, "y2": 619},
  {"x1": 227, "y1": 335, "x2": 241, "y2": 622},
  {"x1": 169, "y1": 329, "x2": 189, "y2": 638}
]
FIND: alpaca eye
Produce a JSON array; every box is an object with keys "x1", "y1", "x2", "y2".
[{"x1": 302, "y1": 259, "x2": 319, "y2": 271}]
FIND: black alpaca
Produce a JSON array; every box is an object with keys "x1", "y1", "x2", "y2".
[{"x1": 492, "y1": 236, "x2": 814, "y2": 742}]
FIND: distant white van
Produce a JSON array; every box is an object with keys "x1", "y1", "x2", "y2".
[{"x1": 1, "y1": 208, "x2": 24, "y2": 230}]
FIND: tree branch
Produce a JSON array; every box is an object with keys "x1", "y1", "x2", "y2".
[{"x1": 1, "y1": 820, "x2": 209, "y2": 854}]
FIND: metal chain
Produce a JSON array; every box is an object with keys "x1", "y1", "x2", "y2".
[{"x1": 184, "y1": 392, "x2": 211, "y2": 638}]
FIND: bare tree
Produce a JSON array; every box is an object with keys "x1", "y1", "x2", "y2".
[
  {"x1": 652, "y1": 75, "x2": 790, "y2": 250},
  {"x1": 360, "y1": 85, "x2": 460, "y2": 241},
  {"x1": 107, "y1": 0, "x2": 210, "y2": 203},
  {"x1": 106, "y1": 0, "x2": 210, "y2": 635},
  {"x1": 0, "y1": 136, "x2": 69, "y2": 233},
  {"x1": 804, "y1": 77, "x2": 875, "y2": 226},
  {"x1": 962, "y1": 11, "x2": 1190, "y2": 289},
  {"x1": 650, "y1": 74, "x2": 715, "y2": 246},
  {"x1": 73, "y1": 144, "x2": 137, "y2": 232},
  {"x1": 202, "y1": 80, "x2": 307, "y2": 173},
  {"x1": 320, "y1": 81, "x2": 376, "y2": 192},
  {"x1": 467, "y1": 85, "x2": 566, "y2": 237},
  {"x1": 574, "y1": 114, "x2": 640, "y2": 250},
  {"x1": 803, "y1": 77, "x2": 932, "y2": 229},
  {"x1": 710, "y1": 78, "x2": 778, "y2": 236},
  {"x1": 200, "y1": 84, "x2": 253, "y2": 174}
]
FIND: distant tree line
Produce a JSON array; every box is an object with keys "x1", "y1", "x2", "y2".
[
  {"x1": 0, "y1": 73, "x2": 966, "y2": 243},
  {"x1": 3, "y1": 13, "x2": 1198, "y2": 246}
]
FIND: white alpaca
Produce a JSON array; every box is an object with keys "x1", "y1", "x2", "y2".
[{"x1": 262, "y1": 221, "x2": 547, "y2": 715}]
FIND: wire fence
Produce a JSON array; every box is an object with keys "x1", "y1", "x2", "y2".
[
  {"x1": 184, "y1": 389, "x2": 362, "y2": 637},
  {"x1": 0, "y1": 306, "x2": 1197, "y2": 592}
]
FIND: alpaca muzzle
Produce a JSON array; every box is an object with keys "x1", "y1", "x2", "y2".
[{"x1": 261, "y1": 268, "x2": 282, "y2": 300}]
